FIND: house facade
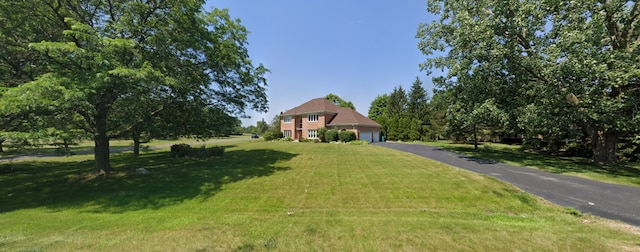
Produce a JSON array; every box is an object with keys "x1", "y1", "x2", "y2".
[{"x1": 280, "y1": 98, "x2": 382, "y2": 142}]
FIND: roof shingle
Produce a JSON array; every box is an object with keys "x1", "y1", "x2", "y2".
[
  {"x1": 281, "y1": 98, "x2": 340, "y2": 116},
  {"x1": 327, "y1": 107, "x2": 381, "y2": 127}
]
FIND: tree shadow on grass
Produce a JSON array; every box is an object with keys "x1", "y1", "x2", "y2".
[
  {"x1": 441, "y1": 145, "x2": 640, "y2": 186},
  {"x1": 0, "y1": 148, "x2": 296, "y2": 213}
]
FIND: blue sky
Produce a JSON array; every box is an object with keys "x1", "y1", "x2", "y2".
[{"x1": 205, "y1": 0, "x2": 439, "y2": 126}]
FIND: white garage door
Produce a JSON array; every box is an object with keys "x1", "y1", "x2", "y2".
[
  {"x1": 360, "y1": 131, "x2": 372, "y2": 142},
  {"x1": 372, "y1": 132, "x2": 380, "y2": 143}
]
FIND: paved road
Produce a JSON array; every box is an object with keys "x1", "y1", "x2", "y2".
[{"x1": 375, "y1": 142, "x2": 640, "y2": 227}]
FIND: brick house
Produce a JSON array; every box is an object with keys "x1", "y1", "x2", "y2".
[{"x1": 280, "y1": 98, "x2": 382, "y2": 142}]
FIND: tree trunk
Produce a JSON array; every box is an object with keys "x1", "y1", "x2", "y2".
[
  {"x1": 473, "y1": 124, "x2": 478, "y2": 151},
  {"x1": 94, "y1": 109, "x2": 111, "y2": 174},
  {"x1": 0, "y1": 139, "x2": 4, "y2": 153},
  {"x1": 590, "y1": 129, "x2": 618, "y2": 163},
  {"x1": 133, "y1": 132, "x2": 141, "y2": 157}
]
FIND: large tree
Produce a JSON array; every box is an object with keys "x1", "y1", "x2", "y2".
[
  {"x1": 0, "y1": 0, "x2": 268, "y2": 173},
  {"x1": 0, "y1": 0, "x2": 68, "y2": 151},
  {"x1": 418, "y1": 0, "x2": 640, "y2": 163},
  {"x1": 324, "y1": 93, "x2": 356, "y2": 110},
  {"x1": 407, "y1": 77, "x2": 430, "y2": 141},
  {"x1": 368, "y1": 94, "x2": 388, "y2": 123}
]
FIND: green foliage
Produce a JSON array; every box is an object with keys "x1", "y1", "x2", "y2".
[
  {"x1": 325, "y1": 130, "x2": 339, "y2": 142},
  {"x1": 280, "y1": 137, "x2": 293, "y2": 142},
  {"x1": 339, "y1": 131, "x2": 356, "y2": 143},
  {"x1": 317, "y1": 127, "x2": 328, "y2": 142},
  {"x1": 244, "y1": 125, "x2": 258, "y2": 134},
  {"x1": 191, "y1": 145, "x2": 225, "y2": 159},
  {"x1": 269, "y1": 114, "x2": 281, "y2": 134},
  {"x1": 368, "y1": 94, "x2": 388, "y2": 123},
  {"x1": 170, "y1": 144, "x2": 192, "y2": 158},
  {"x1": 407, "y1": 77, "x2": 431, "y2": 141},
  {"x1": 619, "y1": 135, "x2": 640, "y2": 161},
  {"x1": 387, "y1": 86, "x2": 407, "y2": 116},
  {"x1": 384, "y1": 86, "x2": 408, "y2": 141},
  {"x1": 373, "y1": 79, "x2": 433, "y2": 142},
  {"x1": 256, "y1": 120, "x2": 269, "y2": 135},
  {"x1": 170, "y1": 143, "x2": 224, "y2": 159},
  {"x1": 263, "y1": 131, "x2": 282, "y2": 141},
  {"x1": 0, "y1": 1, "x2": 269, "y2": 172},
  {"x1": 348, "y1": 140, "x2": 370, "y2": 145},
  {"x1": 418, "y1": 0, "x2": 640, "y2": 162},
  {"x1": 324, "y1": 93, "x2": 356, "y2": 110}
]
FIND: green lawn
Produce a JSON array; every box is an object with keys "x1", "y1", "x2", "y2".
[
  {"x1": 419, "y1": 141, "x2": 640, "y2": 187},
  {"x1": 1, "y1": 141, "x2": 639, "y2": 251},
  {"x1": 0, "y1": 136, "x2": 247, "y2": 159}
]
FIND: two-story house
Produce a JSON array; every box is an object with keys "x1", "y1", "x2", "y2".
[{"x1": 280, "y1": 98, "x2": 381, "y2": 142}]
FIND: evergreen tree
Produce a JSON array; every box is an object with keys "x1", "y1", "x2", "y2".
[
  {"x1": 385, "y1": 86, "x2": 408, "y2": 141},
  {"x1": 407, "y1": 77, "x2": 430, "y2": 141}
]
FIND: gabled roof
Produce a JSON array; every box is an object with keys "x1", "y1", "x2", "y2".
[
  {"x1": 281, "y1": 98, "x2": 341, "y2": 116},
  {"x1": 327, "y1": 107, "x2": 381, "y2": 128},
  {"x1": 281, "y1": 98, "x2": 381, "y2": 128}
]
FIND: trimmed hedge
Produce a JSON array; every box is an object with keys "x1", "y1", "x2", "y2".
[
  {"x1": 325, "y1": 130, "x2": 339, "y2": 142},
  {"x1": 339, "y1": 131, "x2": 356, "y2": 143},
  {"x1": 317, "y1": 128, "x2": 328, "y2": 142},
  {"x1": 170, "y1": 143, "x2": 224, "y2": 158},
  {"x1": 170, "y1": 143, "x2": 192, "y2": 158}
]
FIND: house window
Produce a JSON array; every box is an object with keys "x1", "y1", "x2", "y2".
[
  {"x1": 308, "y1": 130, "x2": 317, "y2": 139},
  {"x1": 283, "y1": 130, "x2": 292, "y2": 138},
  {"x1": 308, "y1": 114, "x2": 318, "y2": 122},
  {"x1": 283, "y1": 116, "x2": 292, "y2": 123}
]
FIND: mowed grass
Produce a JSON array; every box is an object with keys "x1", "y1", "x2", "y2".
[
  {"x1": 420, "y1": 141, "x2": 640, "y2": 187},
  {"x1": 0, "y1": 136, "x2": 246, "y2": 158},
  {"x1": 1, "y1": 141, "x2": 639, "y2": 251}
]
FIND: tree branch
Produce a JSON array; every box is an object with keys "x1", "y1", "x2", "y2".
[
  {"x1": 73, "y1": 108, "x2": 96, "y2": 132},
  {"x1": 600, "y1": 0, "x2": 624, "y2": 49},
  {"x1": 109, "y1": 97, "x2": 176, "y2": 138}
]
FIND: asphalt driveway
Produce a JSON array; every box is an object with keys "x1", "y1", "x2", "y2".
[{"x1": 375, "y1": 142, "x2": 640, "y2": 227}]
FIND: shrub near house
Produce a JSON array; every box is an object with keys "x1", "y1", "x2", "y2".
[
  {"x1": 339, "y1": 131, "x2": 356, "y2": 143},
  {"x1": 325, "y1": 130, "x2": 339, "y2": 142}
]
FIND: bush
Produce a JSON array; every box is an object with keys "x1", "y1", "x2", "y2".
[
  {"x1": 191, "y1": 145, "x2": 225, "y2": 158},
  {"x1": 317, "y1": 127, "x2": 328, "y2": 142},
  {"x1": 565, "y1": 142, "x2": 592, "y2": 158},
  {"x1": 339, "y1": 131, "x2": 356, "y2": 143},
  {"x1": 325, "y1": 130, "x2": 339, "y2": 142},
  {"x1": 170, "y1": 143, "x2": 192, "y2": 158},
  {"x1": 170, "y1": 143, "x2": 224, "y2": 158},
  {"x1": 263, "y1": 131, "x2": 282, "y2": 141}
]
